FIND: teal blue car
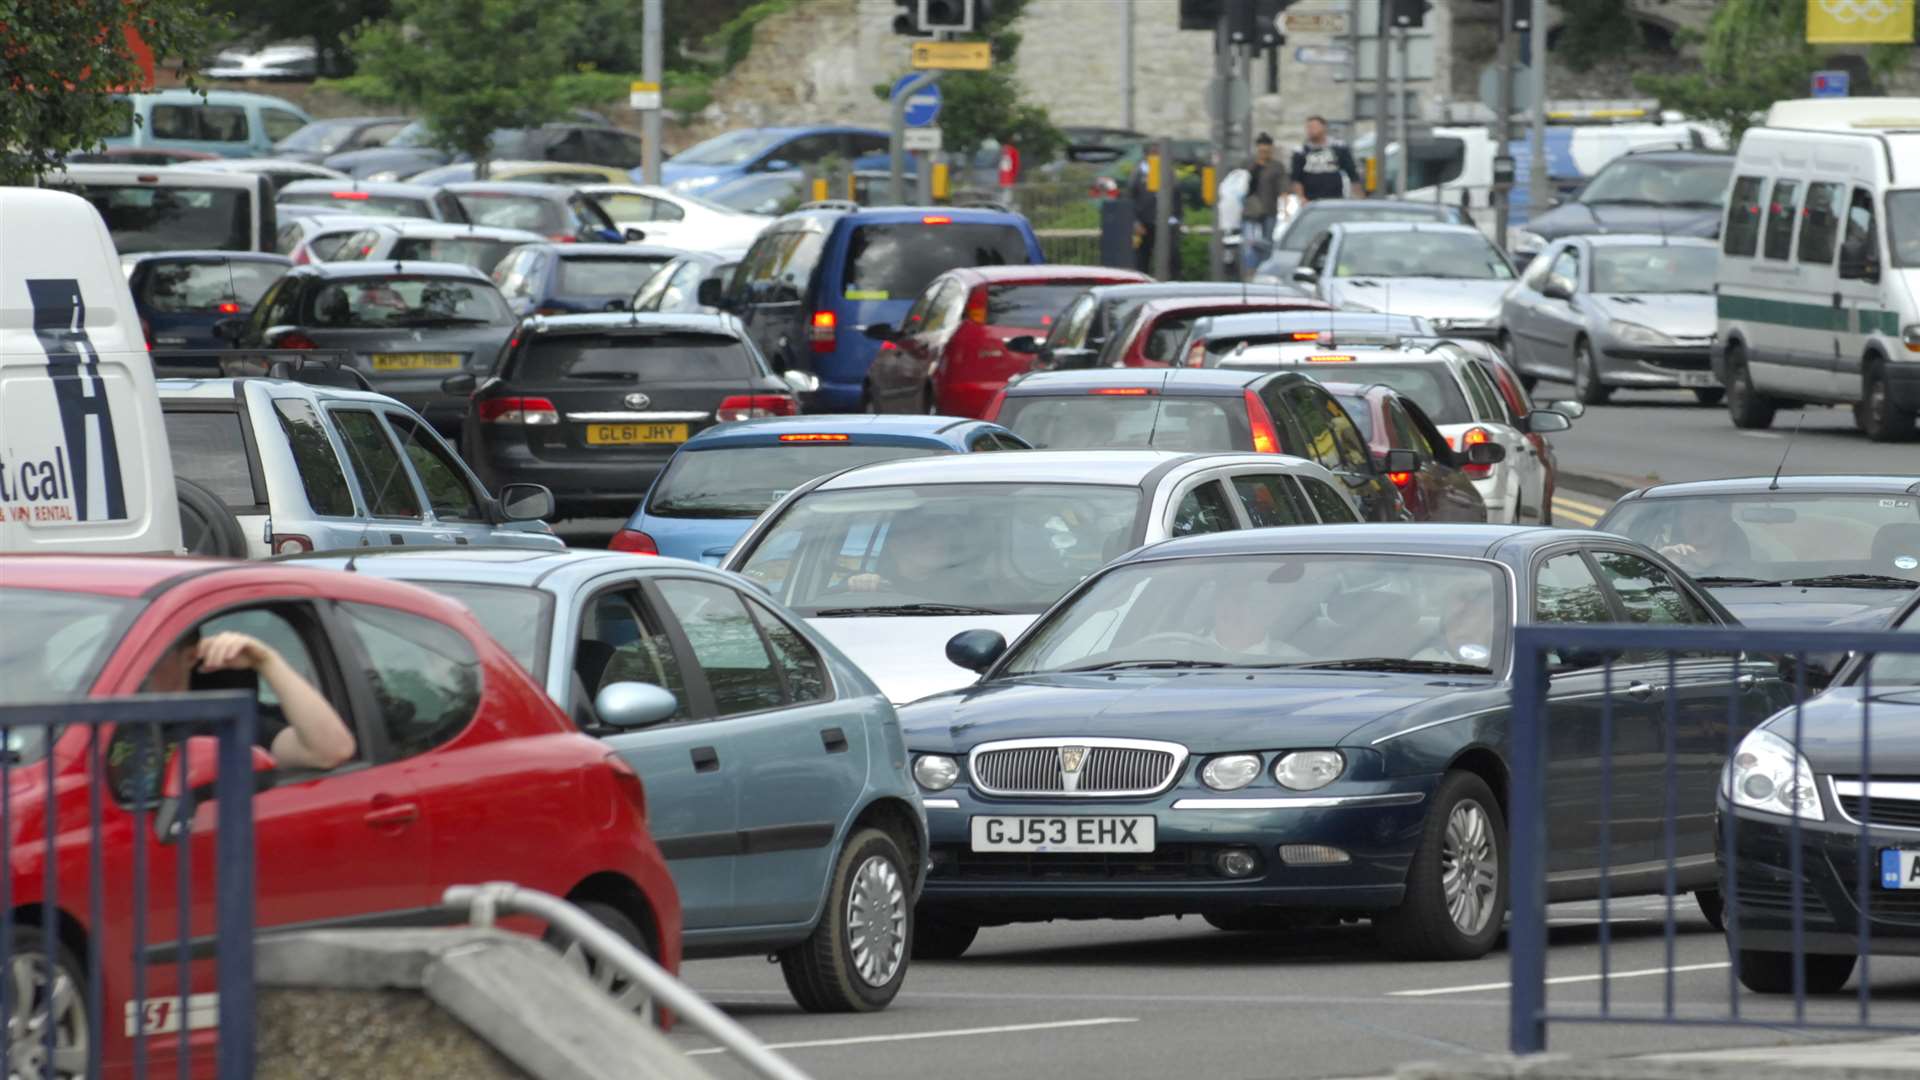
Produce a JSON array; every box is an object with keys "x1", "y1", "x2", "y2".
[
  {"x1": 291, "y1": 547, "x2": 925, "y2": 1012},
  {"x1": 105, "y1": 89, "x2": 312, "y2": 159}
]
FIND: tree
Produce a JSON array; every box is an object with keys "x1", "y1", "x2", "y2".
[
  {"x1": 348, "y1": 0, "x2": 588, "y2": 179},
  {"x1": 0, "y1": 0, "x2": 224, "y2": 185},
  {"x1": 1553, "y1": 0, "x2": 1644, "y2": 74},
  {"x1": 931, "y1": 0, "x2": 1063, "y2": 164}
]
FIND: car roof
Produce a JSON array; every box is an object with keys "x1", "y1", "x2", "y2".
[
  {"x1": 1004, "y1": 368, "x2": 1268, "y2": 395},
  {"x1": 1569, "y1": 233, "x2": 1717, "y2": 249},
  {"x1": 1619, "y1": 475, "x2": 1920, "y2": 500},
  {"x1": 1331, "y1": 221, "x2": 1484, "y2": 237},
  {"x1": 1091, "y1": 282, "x2": 1303, "y2": 303},
  {"x1": 525, "y1": 312, "x2": 735, "y2": 334},
  {"x1": 369, "y1": 221, "x2": 543, "y2": 240},
  {"x1": 552, "y1": 243, "x2": 687, "y2": 259},
  {"x1": 771, "y1": 204, "x2": 1031, "y2": 228},
  {"x1": 1128, "y1": 523, "x2": 1582, "y2": 563},
  {"x1": 442, "y1": 181, "x2": 582, "y2": 198},
  {"x1": 936, "y1": 265, "x2": 1151, "y2": 285},
  {"x1": 1291, "y1": 198, "x2": 1452, "y2": 213},
  {"x1": 278, "y1": 179, "x2": 438, "y2": 197},
  {"x1": 1133, "y1": 296, "x2": 1325, "y2": 319},
  {"x1": 291, "y1": 547, "x2": 705, "y2": 590},
  {"x1": 1196, "y1": 310, "x2": 1423, "y2": 331},
  {"x1": 155, "y1": 376, "x2": 407, "y2": 408},
  {"x1": 127, "y1": 88, "x2": 304, "y2": 109},
  {"x1": 681, "y1": 413, "x2": 1003, "y2": 447},
  {"x1": 122, "y1": 250, "x2": 292, "y2": 265},
  {"x1": 813, "y1": 449, "x2": 1221, "y2": 490},
  {"x1": 293, "y1": 260, "x2": 494, "y2": 282},
  {"x1": 1604, "y1": 148, "x2": 1730, "y2": 163}
]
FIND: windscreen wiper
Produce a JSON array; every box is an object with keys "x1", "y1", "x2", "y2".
[
  {"x1": 1786, "y1": 574, "x2": 1918, "y2": 589},
  {"x1": 1693, "y1": 575, "x2": 1783, "y2": 587},
  {"x1": 1063, "y1": 659, "x2": 1232, "y2": 672},
  {"x1": 1291, "y1": 657, "x2": 1494, "y2": 675},
  {"x1": 812, "y1": 603, "x2": 1010, "y2": 617}
]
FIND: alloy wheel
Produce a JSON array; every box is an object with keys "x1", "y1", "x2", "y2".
[
  {"x1": 846, "y1": 854, "x2": 907, "y2": 988},
  {"x1": 1441, "y1": 800, "x2": 1499, "y2": 936},
  {"x1": 558, "y1": 934, "x2": 653, "y2": 1020},
  {"x1": 6, "y1": 951, "x2": 88, "y2": 1080}
]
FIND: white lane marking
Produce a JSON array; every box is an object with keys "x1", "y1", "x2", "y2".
[
  {"x1": 1738, "y1": 431, "x2": 1784, "y2": 440},
  {"x1": 683, "y1": 1016, "x2": 1139, "y2": 1056},
  {"x1": 1389, "y1": 961, "x2": 1730, "y2": 997}
]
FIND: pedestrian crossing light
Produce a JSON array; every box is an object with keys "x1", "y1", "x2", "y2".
[
  {"x1": 920, "y1": 0, "x2": 976, "y2": 33},
  {"x1": 892, "y1": 0, "x2": 928, "y2": 36}
]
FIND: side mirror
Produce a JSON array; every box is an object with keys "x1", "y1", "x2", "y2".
[
  {"x1": 1291, "y1": 265, "x2": 1319, "y2": 284},
  {"x1": 1841, "y1": 251, "x2": 1881, "y2": 284},
  {"x1": 763, "y1": 158, "x2": 793, "y2": 172},
  {"x1": 594, "y1": 681, "x2": 679, "y2": 729},
  {"x1": 945, "y1": 629, "x2": 1008, "y2": 674},
  {"x1": 1541, "y1": 277, "x2": 1574, "y2": 301},
  {"x1": 696, "y1": 277, "x2": 728, "y2": 310},
  {"x1": 157, "y1": 736, "x2": 277, "y2": 843},
  {"x1": 781, "y1": 369, "x2": 820, "y2": 396},
  {"x1": 1525, "y1": 409, "x2": 1572, "y2": 433},
  {"x1": 441, "y1": 372, "x2": 478, "y2": 395},
  {"x1": 1466, "y1": 441, "x2": 1507, "y2": 465},
  {"x1": 212, "y1": 317, "x2": 246, "y2": 343},
  {"x1": 624, "y1": 227, "x2": 647, "y2": 243},
  {"x1": 862, "y1": 322, "x2": 897, "y2": 342},
  {"x1": 1047, "y1": 346, "x2": 1097, "y2": 370},
  {"x1": 1382, "y1": 448, "x2": 1420, "y2": 474},
  {"x1": 497, "y1": 482, "x2": 555, "y2": 522},
  {"x1": 1539, "y1": 399, "x2": 1586, "y2": 420},
  {"x1": 1005, "y1": 335, "x2": 1040, "y2": 355}
]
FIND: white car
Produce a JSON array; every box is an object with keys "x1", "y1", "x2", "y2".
[
  {"x1": 326, "y1": 220, "x2": 545, "y2": 274},
  {"x1": 576, "y1": 183, "x2": 772, "y2": 252},
  {"x1": 1222, "y1": 342, "x2": 1570, "y2": 525},
  {"x1": 721, "y1": 450, "x2": 1364, "y2": 704},
  {"x1": 273, "y1": 213, "x2": 419, "y2": 264},
  {"x1": 1292, "y1": 222, "x2": 1518, "y2": 345}
]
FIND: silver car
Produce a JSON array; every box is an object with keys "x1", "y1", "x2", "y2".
[
  {"x1": 1499, "y1": 234, "x2": 1721, "y2": 406},
  {"x1": 1290, "y1": 222, "x2": 1517, "y2": 343}
]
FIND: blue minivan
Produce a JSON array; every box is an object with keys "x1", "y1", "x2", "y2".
[
  {"x1": 611, "y1": 414, "x2": 1031, "y2": 561},
  {"x1": 715, "y1": 206, "x2": 1045, "y2": 412}
]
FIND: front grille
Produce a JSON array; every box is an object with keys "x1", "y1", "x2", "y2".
[
  {"x1": 935, "y1": 843, "x2": 1217, "y2": 881},
  {"x1": 969, "y1": 738, "x2": 1186, "y2": 797},
  {"x1": 1643, "y1": 352, "x2": 1710, "y2": 371},
  {"x1": 1735, "y1": 875, "x2": 1830, "y2": 922},
  {"x1": 1833, "y1": 779, "x2": 1920, "y2": 831},
  {"x1": 1838, "y1": 795, "x2": 1920, "y2": 830}
]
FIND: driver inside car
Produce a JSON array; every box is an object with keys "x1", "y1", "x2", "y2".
[
  {"x1": 142, "y1": 628, "x2": 357, "y2": 770},
  {"x1": 845, "y1": 514, "x2": 980, "y2": 605}
]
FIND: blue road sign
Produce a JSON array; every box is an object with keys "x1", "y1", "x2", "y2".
[
  {"x1": 1812, "y1": 70, "x2": 1850, "y2": 98},
  {"x1": 891, "y1": 75, "x2": 943, "y2": 127}
]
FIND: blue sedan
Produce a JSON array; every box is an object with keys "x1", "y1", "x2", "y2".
[
  {"x1": 612, "y1": 414, "x2": 1031, "y2": 562},
  {"x1": 293, "y1": 547, "x2": 925, "y2": 1012},
  {"x1": 900, "y1": 524, "x2": 1790, "y2": 960}
]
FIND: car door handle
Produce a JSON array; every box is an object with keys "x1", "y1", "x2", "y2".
[
  {"x1": 363, "y1": 801, "x2": 420, "y2": 829},
  {"x1": 690, "y1": 746, "x2": 721, "y2": 773},
  {"x1": 1626, "y1": 681, "x2": 1657, "y2": 702},
  {"x1": 821, "y1": 727, "x2": 849, "y2": 754}
]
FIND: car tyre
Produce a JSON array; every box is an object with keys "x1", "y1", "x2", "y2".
[
  {"x1": 1735, "y1": 949, "x2": 1856, "y2": 995},
  {"x1": 1572, "y1": 339, "x2": 1610, "y2": 405},
  {"x1": 1861, "y1": 364, "x2": 1917, "y2": 442},
  {"x1": 1691, "y1": 387, "x2": 1725, "y2": 406},
  {"x1": 780, "y1": 827, "x2": 911, "y2": 1012},
  {"x1": 176, "y1": 477, "x2": 249, "y2": 557},
  {"x1": 1695, "y1": 888, "x2": 1725, "y2": 931},
  {"x1": 8, "y1": 926, "x2": 90, "y2": 1078},
  {"x1": 1724, "y1": 346, "x2": 1776, "y2": 430},
  {"x1": 912, "y1": 913, "x2": 979, "y2": 959},
  {"x1": 547, "y1": 900, "x2": 657, "y2": 1025},
  {"x1": 1376, "y1": 771, "x2": 1507, "y2": 961}
]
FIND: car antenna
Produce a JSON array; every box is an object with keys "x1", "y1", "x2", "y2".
[
  {"x1": 1143, "y1": 365, "x2": 1173, "y2": 447},
  {"x1": 1768, "y1": 412, "x2": 1804, "y2": 491}
]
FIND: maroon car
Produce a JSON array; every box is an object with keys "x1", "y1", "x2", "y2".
[{"x1": 1322, "y1": 381, "x2": 1490, "y2": 522}]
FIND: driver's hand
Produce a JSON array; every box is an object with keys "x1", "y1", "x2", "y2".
[
  {"x1": 1659, "y1": 543, "x2": 1699, "y2": 559},
  {"x1": 197, "y1": 632, "x2": 275, "y2": 673},
  {"x1": 847, "y1": 573, "x2": 886, "y2": 593}
]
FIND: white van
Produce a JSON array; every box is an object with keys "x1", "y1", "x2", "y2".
[
  {"x1": 1, "y1": 188, "x2": 182, "y2": 554},
  {"x1": 1713, "y1": 104, "x2": 1920, "y2": 441},
  {"x1": 41, "y1": 164, "x2": 276, "y2": 254}
]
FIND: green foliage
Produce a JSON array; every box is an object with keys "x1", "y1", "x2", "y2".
[
  {"x1": 710, "y1": 0, "x2": 797, "y2": 69},
  {"x1": 349, "y1": 0, "x2": 585, "y2": 176},
  {"x1": 1553, "y1": 0, "x2": 1645, "y2": 74},
  {"x1": 1633, "y1": 0, "x2": 1815, "y2": 140},
  {"x1": 0, "y1": 0, "x2": 226, "y2": 185}
]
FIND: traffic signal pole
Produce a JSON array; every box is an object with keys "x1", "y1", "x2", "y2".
[
  {"x1": 640, "y1": 0, "x2": 662, "y2": 186},
  {"x1": 1493, "y1": 0, "x2": 1515, "y2": 250},
  {"x1": 889, "y1": 70, "x2": 943, "y2": 206}
]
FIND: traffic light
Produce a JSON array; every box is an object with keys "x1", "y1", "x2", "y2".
[
  {"x1": 1227, "y1": 0, "x2": 1258, "y2": 44},
  {"x1": 921, "y1": 0, "x2": 975, "y2": 33},
  {"x1": 892, "y1": 0, "x2": 927, "y2": 36},
  {"x1": 1388, "y1": 0, "x2": 1431, "y2": 27}
]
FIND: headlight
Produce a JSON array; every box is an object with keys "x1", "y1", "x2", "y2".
[
  {"x1": 1724, "y1": 729, "x2": 1823, "y2": 821},
  {"x1": 1275, "y1": 750, "x2": 1345, "y2": 791},
  {"x1": 913, "y1": 754, "x2": 959, "y2": 792},
  {"x1": 1609, "y1": 320, "x2": 1676, "y2": 347},
  {"x1": 1201, "y1": 754, "x2": 1263, "y2": 791},
  {"x1": 1508, "y1": 229, "x2": 1546, "y2": 256},
  {"x1": 1902, "y1": 323, "x2": 1920, "y2": 351}
]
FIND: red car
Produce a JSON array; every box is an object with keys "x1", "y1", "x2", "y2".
[
  {"x1": 866, "y1": 265, "x2": 1151, "y2": 418},
  {"x1": 1318, "y1": 381, "x2": 1491, "y2": 522},
  {"x1": 1105, "y1": 296, "x2": 1329, "y2": 368},
  {"x1": 5, "y1": 557, "x2": 681, "y2": 1078}
]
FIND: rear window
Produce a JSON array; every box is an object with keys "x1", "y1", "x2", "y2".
[
  {"x1": 1302, "y1": 363, "x2": 1471, "y2": 426},
  {"x1": 1334, "y1": 395, "x2": 1373, "y2": 440},
  {"x1": 557, "y1": 255, "x2": 674, "y2": 298},
  {"x1": 985, "y1": 283, "x2": 1087, "y2": 329},
  {"x1": 139, "y1": 260, "x2": 283, "y2": 312},
  {"x1": 391, "y1": 237, "x2": 521, "y2": 272},
  {"x1": 0, "y1": 589, "x2": 139, "y2": 717},
  {"x1": 65, "y1": 183, "x2": 250, "y2": 254},
  {"x1": 513, "y1": 332, "x2": 756, "y2": 382},
  {"x1": 1280, "y1": 205, "x2": 1445, "y2": 250},
  {"x1": 841, "y1": 222, "x2": 1030, "y2": 301},
  {"x1": 997, "y1": 393, "x2": 1248, "y2": 452},
  {"x1": 306, "y1": 276, "x2": 511, "y2": 328},
  {"x1": 650, "y1": 444, "x2": 946, "y2": 517},
  {"x1": 414, "y1": 582, "x2": 551, "y2": 675},
  {"x1": 280, "y1": 192, "x2": 431, "y2": 219},
  {"x1": 164, "y1": 410, "x2": 258, "y2": 508},
  {"x1": 455, "y1": 193, "x2": 565, "y2": 233}
]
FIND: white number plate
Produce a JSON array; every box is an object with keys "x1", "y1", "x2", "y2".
[
  {"x1": 1880, "y1": 849, "x2": 1920, "y2": 889},
  {"x1": 970, "y1": 815, "x2": 1155, "y2": 853},
  {"x1": 1676, "y1": 371, "x2": 1716, "y2": 388}
]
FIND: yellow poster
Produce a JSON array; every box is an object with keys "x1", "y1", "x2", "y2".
[{"x1": 1808, "y1": 0, "x2": 1916, "y2": 43}]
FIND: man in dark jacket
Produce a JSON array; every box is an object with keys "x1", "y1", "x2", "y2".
[
  {"x1": 1129, "y1": 155, "x2": 1183, "y2": 277},
  {"x1": 1241, "y1": 132, "x2": 1287, "y2": 271},
  {"x1": 1291, "y1": 116, "x2": 1363, "y2": 202}
]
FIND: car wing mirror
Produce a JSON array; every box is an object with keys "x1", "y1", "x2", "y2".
[
  {"x1": 696, "y1": 277, "x2": 728, "y2": 309},
  {"x1": 594, "y1": 681, "x2": 680, "y2": 730},
  {"x1": 1541, "y1": 278, "x2": 1574, "y2": 301},
  {"x1": 782, "y1": 369, "x2": 820, "y2": 396},
  {"x1": 212, "y1": 317, "x2": 246, "y2": 343},
  {"x1": 1525, "y1": 409, "x2": 1571, "y2": 433},
  {"x1": 862, "y1": 322, "x2": 897, "y2": 342},
  {"x1": 1538, "y1": 399, "x2": 1586, "y2": 420},
  {"x1": 624, "y1": 227, "x2": 647, "y2": 242},
  {"x1": 441, "y1": 372, "x2": 478, "y2": 395},
  {"x1": 1554, "y1": 645, "x2": 1624, "y2": 673},
  {"x1": 1047, "y1": 346, "x2": 1097, "y2": 370},
  {"x1": 158, "y1": 736, "x2": 277, "y2": 843},
  {"x1": 1291, "y1": 265, "x2": 1319, "y2": 284},
  {"x1": 1382, "y1": 448, "x2": 1419, "y2": 474},
  {"x1": 1466, "y1": 441, "x2": 1506, "y2": 465},
  {"x1": 497, "y1": 482, "x2": 555, "y2": 522},
  {"x1": 1005, "y1": 335, "x2": 1039, "y2": 354},
  {"x1": 946, "y1": 629, "x2": 1008, "y2": 674}
]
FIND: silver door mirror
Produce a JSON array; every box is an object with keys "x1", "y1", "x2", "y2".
[
  {"x1": 594, "y1": 681, "x2": 679, "y2": 729},
  {"x1": 781, "y1": 369, "x2": 820, "y2": 396},
  {"x1": 1525, "y1": 409, "x2": 1572, "y2": 433},
  {"x1": 498, "y1": 483, "x2": 555, "y2": 521}
]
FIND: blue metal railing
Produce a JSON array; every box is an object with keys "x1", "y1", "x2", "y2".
[
  {"x1": 1509, "y1": 624, "x2": 1920, "y2": 1055},
  {"x1": 0, "y1": 691, "x2": 257, "y2": 1079}
]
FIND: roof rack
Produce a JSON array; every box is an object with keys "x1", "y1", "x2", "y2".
[{"x1": 262, "y1": 354, "x2": 373, "y2": 391}]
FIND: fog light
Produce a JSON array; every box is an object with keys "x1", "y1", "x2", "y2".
[
  {"x1": 1213, "y1": 847, "x2": 1260, "y2": 878},
  {"x1": 1279, "y1": 844, "x2": 1350, "y2": 866}
]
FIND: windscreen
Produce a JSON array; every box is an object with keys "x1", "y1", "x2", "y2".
[
  {"x1": 1590, "y1": 246, "x2": 1717, "y2": 293},
  {"x1": 996, "y1": 394, "x2": 1247, "y2": 452},
  {"x1": 390, "y1": 237, "x2": 523, "y2": 272},
  {"x1": 414, "y1": 582, "x2": 550, "y2": 674},
  {"x1": 276, "y1": 118, "x2": 357, "y2": 154},
  {"x1": 1299, "y1": 362, "x2": 1472, "y2": 425},
  {"x1": 1335, "y1": 232, "x2": 1512, "y2": 280},
  {"x1": 67, "y1": 182, "x2": 251, "y2": 253},
  {"x1": 279, "y1": 192, "x2": 431, "y2": 219},
  {"x1": 139, "y1": 259, "x2": 283, "y2": 311},
  {"x1": 1887, "y1": 191, "x2": 1920, "y2": 268},
  {"x1": 513, "y1": 332, "x2": 756, "y2": 382},
  {"x1": 306, "y1": 276, "x2": 511, "y2": 328},
  {"x1": 737, "y1": 482, "x2": 1144, "y2": 616},
  {"x1": 673, "y1": 129, "x2": 783, "y2": 166},
  {"x1": 1003, "y1": 554, "x2": 1506, "y2": 674},
  {"x1": 0, "y1": 590, "x2": 140, "y2": 732},
  {"x1": 842, "y1": 223, "x2": 1031, "y2": 301},
  {"x1": 164, "y1": 411, "x2": 258, "y2": 507},
  {"x1": 704, "y1": 174, "x2": 801, "y2": 215},
  {"x1": 1281, "y1": 204, "x2": 1446, "y2": 251},
  {"x1": 649, "y1": 444, "x2": 946, "y2": 517},
  {"x1": 558, "y1": 255, "x2": 675, "y2": 297},
  {"x1": 453, "y1": 193, "x2": 565, "y2": 233},
  {"x1": 1601, "y1": 493, "x2": 1920, "y2": 586},
  {"x1": 1579, "y1": 159, "x2": 1732, "y2": 208},
  {"x1": 986, "y1": 283, "x2": 1092, "y2": 328}
]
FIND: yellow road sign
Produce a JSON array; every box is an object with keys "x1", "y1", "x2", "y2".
[{"x1": 910, "y1": 40, "x2": 992, "y2": 71}]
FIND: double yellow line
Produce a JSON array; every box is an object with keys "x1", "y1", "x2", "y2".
[{"x1": 1553, "y1": 493, "x2": 1612, "y2": 528}]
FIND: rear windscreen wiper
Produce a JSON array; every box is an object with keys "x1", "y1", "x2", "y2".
[{"x1": 1786, "y1": 574, "x2": 1918, "y2": 589}]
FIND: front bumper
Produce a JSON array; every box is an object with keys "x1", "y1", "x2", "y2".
[
  {"x1": 917, "y1": 778, "x2": 1437, "y2": 922},
  {"x1": 1720, "y1": 803, "x2": 1920, "y2": 957},
  {"x1": 1597, "y1": 343, "x2": 1718, "y2": 388}
]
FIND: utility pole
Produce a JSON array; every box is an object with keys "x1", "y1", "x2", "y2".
[
  {"x1": 1346, "y1": 0, "x2": 1361, "y2": 144},
  {"x1": 1393, "y1": 20, "x2": 1410, "y2": 196},
  {"x1": 1122, "y1": 0, "x2": 1136, "y2": 132},
  {"x1": 1372, "y1": 0, "x2": 1390, "y2": 195},
  {"x1": 1211, "y1": 14, "x2": 1233, "y2": 280},
  {"x1": 1493, "y1": 0, "x2": 1515, "y2": 249},
  {"x1": 1527, "y1": 0, "x2": 1549, "y2": 213},
  {"x1": 640, "y1": 0, "x2": 663, "y2": 185},
  {"x1": 1153, "y1": 137, "x2": 1174, "y2": 281}
]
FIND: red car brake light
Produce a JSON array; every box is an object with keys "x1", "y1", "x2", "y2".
[
  {"x1": 1244, "y1": 390, "x2": 1280, "y2": 454},
  {"x1": 475, "y1": 396, "x2": 559, "y2": 425},
  {"x1": 270, "y1": 331, "x2": 318, "y2": 351},
  {"x1": 609, "y1": 528, "x2": 658, "y2": 554},
  {"x1": 1089, "y1": 387, "x2": 1153, "y2": 395},
  {"x1": 215, "y1": 301, "x2": 241, "y2": 315},
  {"x1": 716, "y1": 394, "x2": 798, "y2": 422},
  {"x1": 1388, "y1": 471, "x2": 1413, "y2": 488},
  {"x1": 964, "y1": 286, "x2": 987, "y2": 325},
  {"x1": 330, "y1": 191, "x2": 370, "y2": 200}
]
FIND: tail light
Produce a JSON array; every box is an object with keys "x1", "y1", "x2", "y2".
[
  {"x1": 982, "y1": 388, "x2": 1007, "y2": 419},
  {"x1": 270, "y1": 331, "x2": 318, "y2": 350},
  {"x1": 1388, "y1": 471, "x2": 1413, "y2": 488},
  {"x1": 964, "y1": 287, "x2": 987, "y2": 325},
  {"x1": 609, "y1": 528, "x2": 659, "y2": 554},
  {"x1": 215, "y1": 301, "x2": 241, "y2": 314},
  {"x1": 1244, "y1": 390, "x2": 1280, "y2": 454},
  {"x1": 475, "y1": 396, "x2": 559, "y2": 425},
  {"x1": 141, "y1": 317, "x2": 153, "y2": 350},
  {"x1": 922, "y1": 214, "x2": 952, "y2": 225},
  {"x1": 715, "y1": 394, "x2": 797, "y2": 422},
  {"x1": 272, "y1": 533, "x2": 314, "y2": 555},
  {"x1": 549, "y1": 234, "x2": 578, "y2": 244},
  {"x1": 1457, "y1": 426, "x2": 1494, "y2": 478},
  {"x1": 810, "y1": 310, "x2": 837, "y2": 353},
  {"x1": 330, "y1": 191, "x2": 369, "y2": 201},
  {"x1": 605, "y1": 752, "x2": 647, "y2": 818}
]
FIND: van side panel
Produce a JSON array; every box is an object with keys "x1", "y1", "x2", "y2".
[{"x1": 1, "y1": 190, "x2": 181, "y2": 554}]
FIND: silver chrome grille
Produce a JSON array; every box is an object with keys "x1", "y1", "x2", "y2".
[{"x1": 969, "y1": 738, "x2": 1188, "y2": 797}]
